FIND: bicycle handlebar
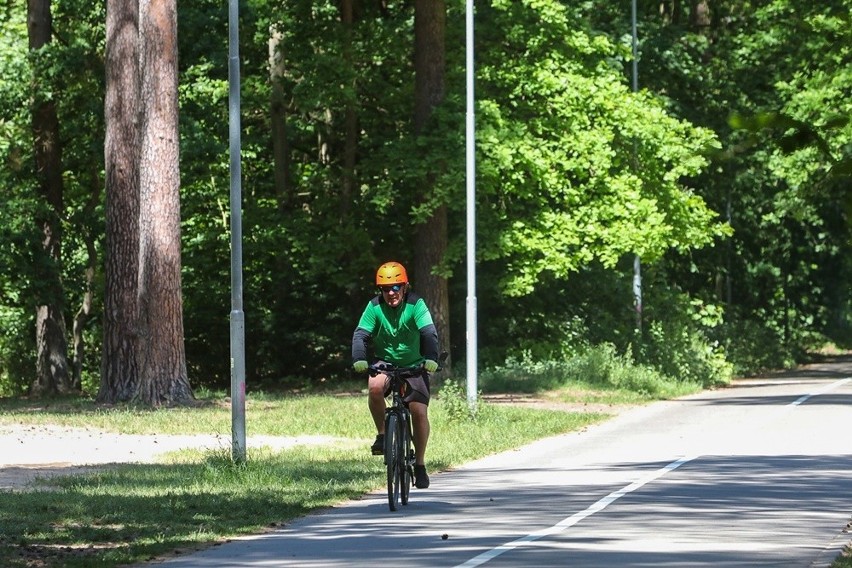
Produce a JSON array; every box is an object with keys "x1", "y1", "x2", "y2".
[
  {"x1": 368, "y1": 363, "x2": 426, "y2": 378},
  {"x1": 364, "y1": 351, "x2": 448, "y2": 377}
]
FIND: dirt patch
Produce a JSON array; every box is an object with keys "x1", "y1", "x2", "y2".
[
  {"x1": 482, "y1": 393, "x2": 637, "y2": 415},
  {"x1": 0, "y1": 424, "x2": 342, "y2": 491},
  {"x1": 0, "y1": 394, "x2": 635, "y2": 492}
]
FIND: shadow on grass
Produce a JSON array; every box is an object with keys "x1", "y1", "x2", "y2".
[
  {"x1": 0, "y1": 395, "x2": 223, "y2": 415},
  {"x1": 0, "y1": 403, "x2": 603, "y2": 567},
  {"x1": 0, "y1": 448, "x2": 384, "y2": 567}
]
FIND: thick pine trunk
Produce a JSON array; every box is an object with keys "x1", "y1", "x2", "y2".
[
  {"x1": 99, "y1": 0, "x2": 141, "y2": 403},
  {"x1": 28, "y1": 0, "x2": 72, "y2": 396},
  {"x1": 137, "y1": 0, "x2": 193, "y2": 406},
  {"x1": 412, "y1": 0, "x2": 450, "y2": 365},
  {"x1": 414, "y1": 205, "x2": 450, "y2": 358}
]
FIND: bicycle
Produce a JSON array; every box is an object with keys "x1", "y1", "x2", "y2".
[{"x1": 369, "y1": 362, "x2": 424, "y2": 512}]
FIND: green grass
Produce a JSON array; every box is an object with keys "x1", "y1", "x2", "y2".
[
  {"x1": 833, "y1": 547, "x2": 852, "y2": 568},
  {"x1": 0, "y1": 387, "x2": 610, "y2": 567},
  {"x1": 10, "y1": 348, "x2": 826, "y2": 568}
]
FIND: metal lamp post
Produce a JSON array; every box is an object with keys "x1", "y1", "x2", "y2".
[
  {"x1": 631, "y1": 0, "x2": 643, "y2": 334},
  {"x1": 465, "y1": 0, "x2": 478, "y2": 407},
  {"x1": 228, "y1": 0, "x2": 247, "y2": 464}
]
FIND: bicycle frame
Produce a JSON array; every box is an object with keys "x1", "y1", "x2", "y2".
[{"x1": 370, "y1": 363, "x2": 421, "y2": 511}]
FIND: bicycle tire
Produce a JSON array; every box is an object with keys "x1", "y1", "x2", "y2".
[
  {"x1": 385, "y1": 412, "x2": 400, "y2": 511},
  {"x1": 400, "y1": 413, "x2": 411, "y2": 505}
]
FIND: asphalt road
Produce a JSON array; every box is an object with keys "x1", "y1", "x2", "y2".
[{"x1": 151, "y1": 357, "x2": 852, "y2": 567}]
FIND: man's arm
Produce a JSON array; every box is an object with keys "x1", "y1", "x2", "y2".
[
  {"x1": 352, "y1": 327, "x2": 372, "y2": 363},
  {"x1": 419, "y1": 323, "x2": 439, "y2": 362}
]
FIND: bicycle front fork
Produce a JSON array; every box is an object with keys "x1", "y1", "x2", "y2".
[{"x1": 384, "y1": 409, "x2": 413, "y2": 467}]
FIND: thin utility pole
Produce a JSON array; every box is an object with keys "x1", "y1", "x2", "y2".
[
  {"x1": 228, "y1": 0, "x2": 246, "y2": 463},
  {"x1": 465, "y1": 0, "x2": 478, "y2": 407},
  {"x1": 631, "y1": 0, "x2": 643, "y2": 335}
]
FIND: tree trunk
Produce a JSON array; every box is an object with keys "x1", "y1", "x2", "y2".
[
  {"x1": 691, "y1": 0, "x2": 711, "y2": 30},
  {"x1": 72, "y1": 233, "x2": 96, "y2": 391},
  {"x1": 268, "y1": 25, "x2": 292, "y2": 208},
  {"x1": 99, "y1": 0, "x2": 141, "y2": 403},
  {"x1": 412, "y1": 0, "x2": 450, "y2": 365},
  {"x1": 28, "y1": 0, "x2": 72, "y2": 396},
  {"x1": 137, "y1": 0, "x2": 193, "y2": 406},
  {"x1": 340, "y1": 0, "x2": 357, "y2": 219},
  {"x1": 414, "y1": 204, "x2": 450, "y2": 360}
]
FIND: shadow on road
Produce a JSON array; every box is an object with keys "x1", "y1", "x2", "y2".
[{"x1": 194, "y1": 453, "x2": 852, "y2": 568}]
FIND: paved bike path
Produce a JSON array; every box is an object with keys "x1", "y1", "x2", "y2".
[{"x1": 151, "y1": 358, "x2": 852, "y2": 567}]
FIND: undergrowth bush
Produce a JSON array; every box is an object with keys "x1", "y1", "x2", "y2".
[
  {"x1": 0, "y1": 305, "x2": 32, "y2": 397},
  {"x1": 722, "y1": 314, "x2": 798, "y2": 375},
  {"x1": 640, "y1": 320, "x2": 732, "y2": 386},
  {"x1": 568, "y1": 344, "x2": 674, "y2": 395},
  {"x1": 477, "y1": 343, "x2": 695, "y2": 397},
  {"x1": 638, "y1": 294, "x2": 733, "y2": 387},
  {"x1": 437, "y1": 379, "x2": 482, "y2": 422}
]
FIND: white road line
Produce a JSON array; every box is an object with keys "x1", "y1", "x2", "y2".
[
  {"x1": 453, "y1": 456, "x2": 697, "y2": 568},
  {"x1": 791, "y1": 378, "x2": 850, "y2": 407},
  {"x1": 454, "y1": 377, "x2": 852, "y2": 568}
]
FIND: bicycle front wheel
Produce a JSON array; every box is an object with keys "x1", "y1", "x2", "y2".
[{"x1": 385, "y1": 412, "x2": 400, "y2": 511}]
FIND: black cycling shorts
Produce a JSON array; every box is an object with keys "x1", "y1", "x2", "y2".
[{"x1": 376, "y1": 361, "x2": 431, "y2": 406}]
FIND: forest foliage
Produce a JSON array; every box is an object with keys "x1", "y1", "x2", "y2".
[{"x1": 0, "y1": 0, "x2": 849, "y2": 397}]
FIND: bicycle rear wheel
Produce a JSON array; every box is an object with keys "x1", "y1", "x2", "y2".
[
  {"x1": 400, "y1": 413, "x2": 412, "y2": 505},
  {"x1": 385, "y1": 412, "x2": 400, "y2": 511}
]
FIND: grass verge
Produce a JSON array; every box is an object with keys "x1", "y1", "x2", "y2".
[
  {"x1": 0, "y1": 388, "x2": 610, "y2": 567},
  {"x1": 833, "y1": 545, "x2": 852, "y2": 568}
]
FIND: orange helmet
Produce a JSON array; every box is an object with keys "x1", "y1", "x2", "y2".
[{"x1": 376, "y1": 262, "x2": 409, "y2": 286}]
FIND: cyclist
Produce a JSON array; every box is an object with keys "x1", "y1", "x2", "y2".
[{"x1": 352, "y1": 261, "x2": 440, "y2": 489}]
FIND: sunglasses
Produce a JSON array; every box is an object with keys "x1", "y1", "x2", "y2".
[{"x1": 379, "y1": 284, "x2": 404, "y2": 293}]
